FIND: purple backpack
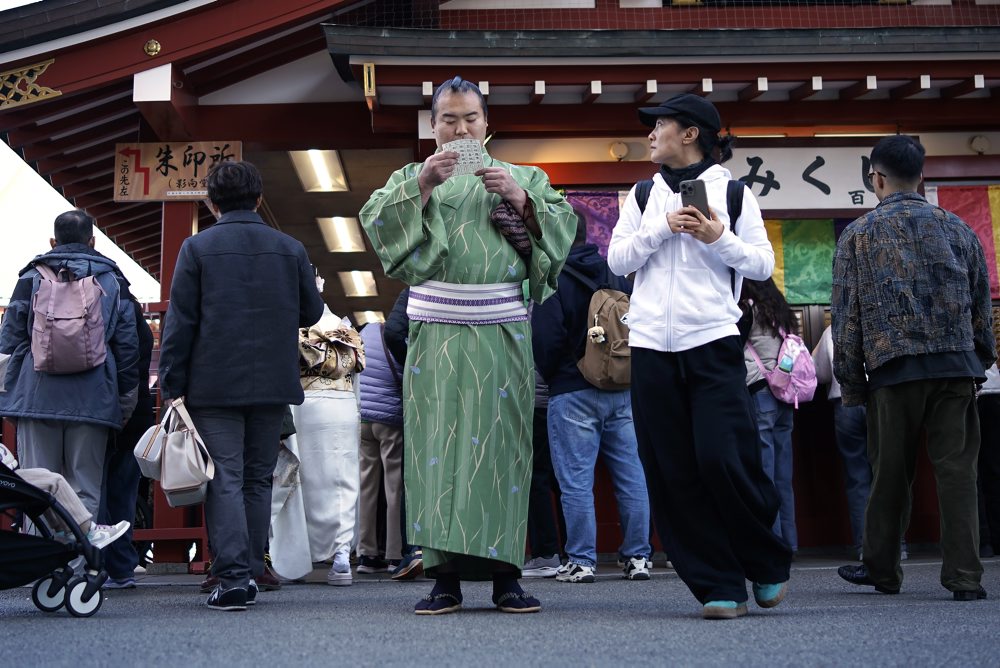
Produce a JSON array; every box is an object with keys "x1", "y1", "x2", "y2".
[
  {"x1": 31, "y1": 263, "x2": 108, "y2": 375},
  {"x1": 746, "y1": 330, "x2": 817, "y2": 408}
]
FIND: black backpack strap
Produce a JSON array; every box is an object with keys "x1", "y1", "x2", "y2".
[
  {"x1": 727, "y1": 180, "x2": 744, "y2": 232},
  {"x1": 560, "y1": 264, "x2": 600, "y2": 293},
  {"x1": 726, "y1": 179, "x2": 746, "y2": 297},
  {"x1": 634, "y1": 179, "x2": 654, "y2": 214}
]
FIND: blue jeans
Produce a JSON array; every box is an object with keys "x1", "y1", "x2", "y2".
[
  {"x1": 751, "y1": 387, "x2": 797, "y2": 551},
  {"x1": 547, "y1": 388, "x2": 650, "y2": 567},
  {"x1": 833, "y1": 399, "x2": 871, "y2": 551}
]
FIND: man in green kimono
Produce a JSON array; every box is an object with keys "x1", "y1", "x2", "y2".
[{"x1": 360, "y1": 77, "x2": 575, "y2": 615}]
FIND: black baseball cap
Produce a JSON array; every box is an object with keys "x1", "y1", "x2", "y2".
[{"x1": 638, "y1": 93, "x2": 721, "y2": 134}]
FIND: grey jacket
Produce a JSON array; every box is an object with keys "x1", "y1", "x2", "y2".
[
  {"x1": 0, "y1": 245, "x2": 139, "y2": 428},
  {"x1": 744, "y1": 318, "x2": 782, "y2": 387}
]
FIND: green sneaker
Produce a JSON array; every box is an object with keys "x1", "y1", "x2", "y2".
[
  {"x1": 752, "y1": 581, "x2": 788, "y2": 608},
  {"x1": 702, "y1": 600, "x2": 748, "y2": 619}
]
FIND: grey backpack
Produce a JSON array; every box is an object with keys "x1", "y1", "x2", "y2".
[{"x1": 31, "y1": 263, "x2": 107, "y2": 374}]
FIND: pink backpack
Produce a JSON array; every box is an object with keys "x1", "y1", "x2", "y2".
[
  {"x1": 746, "y1": 330, "x2": 817, "y2": 408},
  {"x1": 31, "y1": 263, "x2": 108, "y2": 375}
]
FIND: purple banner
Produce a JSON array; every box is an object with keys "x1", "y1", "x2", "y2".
[{"x1": 566, "y1": 191, "x2": 621, "y2": 257}]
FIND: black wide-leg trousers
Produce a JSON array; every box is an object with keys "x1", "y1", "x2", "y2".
[{"x1": 631, "y1": 337, "x2": 793, "y2": 603}]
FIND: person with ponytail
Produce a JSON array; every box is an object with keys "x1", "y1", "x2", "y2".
[
  {"x1": 740, "y1": 277, "x2": 800, "y2": 555},
  {"x1": 608, "y1": 93, "x2": 793, "y2": 620}
]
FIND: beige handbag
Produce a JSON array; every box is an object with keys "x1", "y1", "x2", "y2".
[
  {"x1": 159, "y1": 398, "x2": 216, "y2": 508},
  {"x1": 133, "y1": 403, "x2": 175, "y2": 480}
]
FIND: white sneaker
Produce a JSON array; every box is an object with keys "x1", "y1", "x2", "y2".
[
  {"x1": 87, "y1": 521, "x2": 130, "y2": 549},
  {"x1": 555, "y1": 562, "x2": 596, "y2": 583},
  {"x1": 621, "y1": 556, "x2": 651, "y2": 581},
  {"x1": 617, "y1": 556, "x2": 653, "y2": 571},
  {"x1": 327, "y1": 549, "x2": 352, "y2": 586},
  {"x1": 522, "y1": 554, "x2": 561, "y2": 578}
]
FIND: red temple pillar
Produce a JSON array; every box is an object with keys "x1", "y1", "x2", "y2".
[{"x1": 133, "y1": 200, "x2": 210, "y2": 572}]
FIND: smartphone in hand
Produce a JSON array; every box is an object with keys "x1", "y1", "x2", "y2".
[{"x1": 679, "y1": 179, "x2": 711, "y2": 218}]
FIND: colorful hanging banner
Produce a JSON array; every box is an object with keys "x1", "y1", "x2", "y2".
[
  {"x1": 765, "y1": 219, "x2": 835, "y2": 305},
  {"x1": 565, "y1": 191, "x2": 619, "y2": 257},
  {"x1": 935, "y1": 185, "x2": 1000, "y2": 298}
]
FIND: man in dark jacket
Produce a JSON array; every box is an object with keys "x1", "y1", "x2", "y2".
[
  {"x1": 0, "y1": 209, "x2": 139, "y2": 519},
  {"x1": 833, "y1": 135, "x2": 995, "y2": 601},
  {"x1": 158, "y1": 160, "x2": 324, "y2": 611},
  {"x1": 531, "y1": 205, "x2": 651, "y2": 583}
]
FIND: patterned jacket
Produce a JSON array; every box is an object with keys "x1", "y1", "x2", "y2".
[{"x1": 831, "y1": 191, "x2": 996, "y2": 406}]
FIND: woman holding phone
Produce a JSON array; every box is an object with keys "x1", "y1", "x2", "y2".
[{"x1": 608, "y1": 93, "x2": 793, "y2": 620}]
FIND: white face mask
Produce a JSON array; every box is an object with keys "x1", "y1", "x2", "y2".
[{"x1": 315, "y1": 275, "x2": 326, "y2": 293}]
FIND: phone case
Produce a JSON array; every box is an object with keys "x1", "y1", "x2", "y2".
[{"x1": 680, "y1": 180, "x2": 710, "y2": 217}]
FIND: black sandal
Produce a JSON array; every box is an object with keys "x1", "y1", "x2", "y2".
[
  {"x1": 493, "y1": 591, "x2": 541, "y2": 613},
  {"x1": 414, "y1": 592, "x2": 463, "y2": 615}
]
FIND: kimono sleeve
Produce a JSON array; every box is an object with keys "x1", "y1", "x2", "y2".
[
  {"x1": 359, "y1": 164, "x2": 450, "y2": 286},
  {"x1": 516, "y1": 165, "x2": 575, "y2": 304}
]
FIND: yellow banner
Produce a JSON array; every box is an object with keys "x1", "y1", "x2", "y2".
[{"x1": 113, "y1": 141, "x2": 242, "y2": 202}]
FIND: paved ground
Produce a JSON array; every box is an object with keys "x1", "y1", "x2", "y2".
[{"x1": 2, "y1": 552, "x2": 999, "y2": 667}]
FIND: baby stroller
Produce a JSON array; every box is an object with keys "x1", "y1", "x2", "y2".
[{"x1": 0, "y1": 461, "x2": 108, "y2": 617}]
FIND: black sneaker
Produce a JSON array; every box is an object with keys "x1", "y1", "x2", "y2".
[
  {"x1": 206, "y1": 586, "x2": 248, "y2": 611},
  {"x1": 247, "y1": 579, "x2": 258, "y2": 606},
  {"x1": 953, "y1": 585, "x2": 987, "y2": 601},
  {"x1": 391, "y1": 551, "x2": 424, "y2": 580},
  {"x1": 356, "y1": 555, "x2": 389, "y2": 574}
]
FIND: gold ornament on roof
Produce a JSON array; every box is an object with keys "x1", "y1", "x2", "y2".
[
  {"x1": 144, "y1": 40, "x2": 162, "y2": 57},
  {"x1": 0, "y1": 59, "x2": 62, "y2": 110}
]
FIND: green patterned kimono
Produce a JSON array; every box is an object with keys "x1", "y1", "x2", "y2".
[{"x1": 360, "y1": 150, "x2": 574, "y2": 578}]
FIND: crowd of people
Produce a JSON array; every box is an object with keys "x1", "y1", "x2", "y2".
[{"x1": 1, "y1": 77, "x2": 997, "y2": 617}]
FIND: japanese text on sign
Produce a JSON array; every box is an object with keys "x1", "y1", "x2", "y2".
[
  {"x1": 729, "y1": 146, "x2": 877, "y2": 210},
  {"x1": 114, "y1": 141, "x2": 241, "y2": 202}
]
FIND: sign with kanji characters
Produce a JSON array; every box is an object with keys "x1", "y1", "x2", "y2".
[
  {"x1": 728, "y1": 146, "x2": 877, "y2": 210},
  {"x1": 113, "y1": 141, "x2": 241, "y2": 202}
]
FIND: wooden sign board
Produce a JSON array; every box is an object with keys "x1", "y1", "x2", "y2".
[{"x1": 113, "y1": 141, "x2": 242, "y2": 202}]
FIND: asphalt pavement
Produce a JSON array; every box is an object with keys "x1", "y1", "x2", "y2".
[{"x1": 2, "y1": 552, "x2": 999, "y2": 667}]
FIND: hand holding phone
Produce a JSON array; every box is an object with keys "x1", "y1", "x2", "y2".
[
  {"x1": 679, "y1": 179, "x2": 710, "y2": 218},
  {"x1": 670, "y1": 179, "x2": 723, "y2": 243}
]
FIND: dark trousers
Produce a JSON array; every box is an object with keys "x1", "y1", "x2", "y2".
[
  {"x1": 865, "y1": 379, "x2": 982, "y2": 592},
  {"x1": 527, "y1": 405, "x2": 565, "y2": 559},
  {"x1": 976, "y1": 394, "x2": 1000, "y2": 552},
  {"x1": 631, "y1": 338, "x2": 792, "y2": 604},
  {"x1": 189, "y1": 404, "x2": 285, "y2": 590},
  {"x1": 99, "y1": 410, "x2": 154, "y2": 578}
]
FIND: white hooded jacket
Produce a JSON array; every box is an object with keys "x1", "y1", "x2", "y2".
[{"x1": 608, "y1": 163, "x2": 774, "y2": 353}]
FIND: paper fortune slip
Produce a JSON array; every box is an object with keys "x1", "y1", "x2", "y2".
[{"x1": 442, "y1": 139, "x2": 485, "y2": 177}]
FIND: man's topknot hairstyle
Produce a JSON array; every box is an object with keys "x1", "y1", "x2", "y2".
[
  {"x1": 53, "y1": 209, "x2": 95, "y2": 245},
  {"x1": 430, "y1": 76, "x2": 488, "y2": 122},
  {"x1": 206, "y1": 160, "x2": 263, "y2": 213}
]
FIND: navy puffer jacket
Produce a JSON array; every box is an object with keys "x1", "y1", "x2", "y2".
[{"x1": 359, "y1": 322, "x2": 403, "y2": 426}]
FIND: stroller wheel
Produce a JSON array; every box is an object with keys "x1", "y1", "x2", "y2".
[
  {"x1": 31, "y1": 576, "x2": 66, "y2": 612},
  {"x1": 65, "y1": 577, "x2": 103, "y2": 617}
]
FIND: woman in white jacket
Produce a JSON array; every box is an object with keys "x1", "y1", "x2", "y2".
[{"x1": 608, "y1": 94, "x2": 793, "y2": 620}]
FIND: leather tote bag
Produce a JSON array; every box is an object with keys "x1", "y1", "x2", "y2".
[
  {"x1": 159, "y1": 398, "x2": 216, "y2": 508},
  {"x1": 133, "y1": 403, "x2": 175, "y2": 480}
]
